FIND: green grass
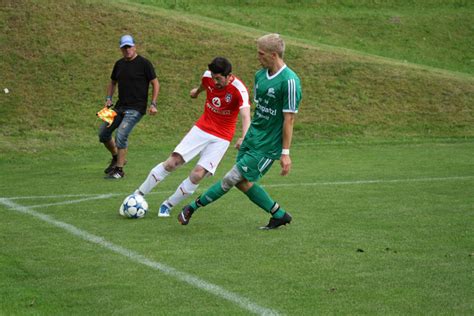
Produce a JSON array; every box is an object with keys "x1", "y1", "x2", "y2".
[
  {"x1": 1, "y1": 142, "x2": 473, "y2": 314},
  {"x1": 1, "y1": 0, "x2": 474, "y2": 314},
  {"x1": 130, "y1": 0, "x2": 474, "y2": 75},
  {"x1": 1, "y1": 0, "x2": 473, "y2": 155}
]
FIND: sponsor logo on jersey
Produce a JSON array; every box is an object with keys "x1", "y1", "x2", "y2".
[
  {"x1": 255, "y1": 102, "x2": 277, "y2": 120},
  {"x1": 266, "y1": 87, "x2": 276, "y2": 98},
  {"x1": 241, "y1": 166, "x2": 248, "y2": 172},
  {"x1": 206, "y1": 102, "x2": 231, "y2": 115},
  {"x1": 256, "y1": 103, "x2": 277, "y2": 116},
  {"x1": 212, "y1": 97, "x2": 221, "y2": 107}
]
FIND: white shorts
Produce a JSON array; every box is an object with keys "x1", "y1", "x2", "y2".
[{"x1": 173, "y1": 126, "x2": 230, "y2": 175}]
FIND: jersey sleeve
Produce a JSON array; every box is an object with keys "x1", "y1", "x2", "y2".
[
  {"x1": 201, "y1": 70, "x2": 212, "y2": 88},
  {"x1": 253, "y1": 72, "x2": 259, "y2": 104},
  {"x1": 232, "y1": 78, "x2": 250, "y2": 109},
  {"x1": 238, "y1": 88, "x2": 250, "y2": 109},
  {"x1": 282, "y1": 77, "x2": 302, "y2": 113}
]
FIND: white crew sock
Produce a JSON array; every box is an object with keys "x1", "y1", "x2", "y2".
[
  {"x1": 166, "y1": 177, "x2": 198, "y2": 208},
  {"x1": 138, "y1": 162, "x2": 170, "y2": 195}
]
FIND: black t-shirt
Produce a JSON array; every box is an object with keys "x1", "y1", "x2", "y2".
[{"x1": 111, "y1": 55, "x2": 157, "y2": 115}]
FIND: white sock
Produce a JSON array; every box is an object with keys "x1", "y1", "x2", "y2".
[
  {"x1": 138, "y1": 162, "x2": 170, "y2": 195},
  {"x1": 167, "y1": 177, "x2": 198, "y2": 207}
]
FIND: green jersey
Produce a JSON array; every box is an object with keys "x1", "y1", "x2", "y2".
[{"x1": 243, "y1": 65, "x2": 302, "y2": 160}]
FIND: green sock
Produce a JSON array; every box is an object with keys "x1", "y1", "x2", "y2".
[
  {"x1": 190, "y1": 180, "x2": 228, "y2": 211},
  {"x1": 244, "y1": 183, "x2": 286, "y2": 218}
]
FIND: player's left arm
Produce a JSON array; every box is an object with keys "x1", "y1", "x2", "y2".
[
  {"x1": 148, "y1": 78, "x2": 160, "y2": 115},
  {"x1": 280, "y1": 75, "x2": 301, "y2": 176},
  {"x1": 280, "y1": 112, "x2": 295, "y2": 176}
]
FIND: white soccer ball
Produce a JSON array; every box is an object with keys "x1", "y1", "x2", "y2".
[{"x1": 119, "y1": 194, "x2": 148, "y2": 219}]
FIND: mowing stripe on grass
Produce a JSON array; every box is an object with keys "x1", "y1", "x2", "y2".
[
  {"x1": 0, "y1": 198, "x2": 280, "y2": 316},
  {"x1": 4, "y1": 175, "x2": 473, "y2": 202},
  {"x1": 115, "y1": 0, "x2": 474, "y2": 81},
  {"x1": 264, "y1": 175, "x2": 474, "y2": 188}
]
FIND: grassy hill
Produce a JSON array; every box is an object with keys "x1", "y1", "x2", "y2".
[
  {"x1": 1, "y1": 2, "x2": 473, "y2": 315},
  {"x1": 133, "y1": 0, "x2": 474, "y2": 75},
  {"x1": 0, "y1": 0, "x2": 473, "y2": 154}
]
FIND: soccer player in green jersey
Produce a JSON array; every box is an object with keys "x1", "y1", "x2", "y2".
[{"x1": 178, "y1": 33, "x2": 302, "y2": 229}]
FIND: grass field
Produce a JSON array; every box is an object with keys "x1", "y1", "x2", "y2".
[
  {"x1": 1, "y1": 141, "x2": 473, "y2": 314},
  {"x1": 1, "y1": 0, "x2": 474, "y2": 314},
  {"x1": 131, "y1": 0, "x2": 474, "y2": 75}
]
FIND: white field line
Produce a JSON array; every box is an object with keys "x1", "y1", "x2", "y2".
[
  {"x1": 3, "y1": 175, "x2": 473, "y2": 202},
  {"x1": 6, "y1": 190, "x2": 176, "y2": 201},
  {"x1": 0, "y1": 174, "x2": 471, "y2": 312},
  {"x1": 29, "y1": 194, "x2": 117, "y2": 209},
  {"x1": 7, "y1": 193, "x2": 111, "y2": 200},
  {"x1": 0, "y1": 198, "x2": 279, "y2": 316}
]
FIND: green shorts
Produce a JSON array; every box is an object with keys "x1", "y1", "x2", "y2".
[{"x1": 236, "y1": 147, "x2": 274, "y2": 182}]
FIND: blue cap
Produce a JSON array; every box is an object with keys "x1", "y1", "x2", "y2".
[{"x1": 119, "y1": 35, "x2": 135, "y2": 48}]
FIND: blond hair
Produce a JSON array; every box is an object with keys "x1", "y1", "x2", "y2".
[{"x1": 257, "y1": 33, "x2": 285, "y2": 58}]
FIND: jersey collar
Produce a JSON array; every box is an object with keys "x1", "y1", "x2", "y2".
[{"x1": 266, "y1": 64, "x2": 287, "y2": 80}]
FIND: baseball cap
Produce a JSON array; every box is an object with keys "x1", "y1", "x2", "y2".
[{"x1": 119, "y1": 35, "x2": 135, "y2": 48}]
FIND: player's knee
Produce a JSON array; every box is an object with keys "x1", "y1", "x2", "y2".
[
  {"x1": 236, "y1": 180, "x2": 253, "y2": 192},
  {"x1": 222, "y1": 166, "x2": 243, "y2": 191},
  {"x1": 164, "y1": 154, "x2": 184, "y2": 171},
  {"x1": 189, "y1": 166, "x2": 208, "y2": 184}
]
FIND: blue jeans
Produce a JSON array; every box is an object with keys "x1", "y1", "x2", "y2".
[{"x1": 98, "y1": 109, "x2": 143, "y2": 149}]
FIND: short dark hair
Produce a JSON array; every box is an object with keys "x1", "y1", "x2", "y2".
[{"x1": 208, "y1": 57, "x2": 232, "y2": 76}]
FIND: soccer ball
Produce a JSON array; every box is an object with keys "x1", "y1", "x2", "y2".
[{"x1": 119, "y1": 194, "x2": 148, "y2": 219}]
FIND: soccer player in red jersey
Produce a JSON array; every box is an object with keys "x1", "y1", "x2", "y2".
[{"x1": 132, "y1": 57, "x2": 251, "y2": 217}]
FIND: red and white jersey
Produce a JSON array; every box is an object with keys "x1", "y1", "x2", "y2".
[{"x1": 195, "y1": 70, "x2": 250, "y2": 141}]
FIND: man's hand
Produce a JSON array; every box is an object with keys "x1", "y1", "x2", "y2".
[
  {"x1": 234, "y1": 137, "x2": 244, "y2": 149},
  {"x1": 280, "y1": 154, "x2": 291, "y2": 176},
  {"x1": 105, "y1": 99, "x2": 113, "y2": 108},
  {"x1": 149, "y1": 104, "x2": 157, "y2": 115},
  {"x1": 190, "y1": 88, "x2": 200, "y2": 98}
]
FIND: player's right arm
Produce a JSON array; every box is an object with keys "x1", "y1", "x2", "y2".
[{"x1": 190, "y1": 83, "x2": 205, "y2": 99}]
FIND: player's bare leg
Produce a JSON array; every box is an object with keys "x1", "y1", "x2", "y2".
[
  {"x1": 117, "y1": 148, "x2": 127, "y2": 168},
  {"x1": 103, "y1": 139, "x2": 118, "y2": 174}
]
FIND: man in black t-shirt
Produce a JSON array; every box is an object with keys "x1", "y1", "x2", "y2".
[{"x1": 99, "y1": 34, "x2": 160, "y2": 179}]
